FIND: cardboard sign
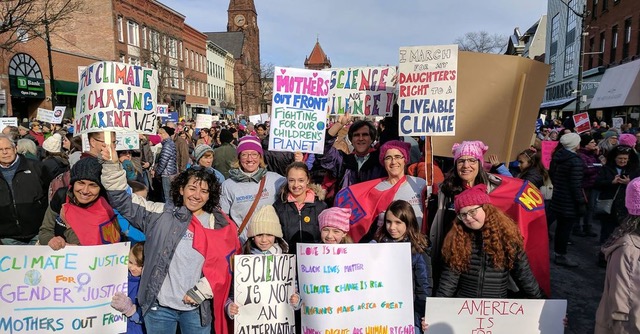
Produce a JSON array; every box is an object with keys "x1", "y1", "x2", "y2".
[
  {"x1": 37, "y1": 107, "x2": 63, "y2": 124},
  {"x1": 327, "y1": 67, "x2": 397, "y2": 117},
  {"x1": 297, "y1": 243, "x2": 414, "y2": 333},
  {"x1": 573, "y1": 112, "x2": 591, "y2": 134},
  {"x1": 195, "y1": 114, "x2": 213, "y2": 129},
  {"x1": 0, "y1": 117, "x2": 18, "y2": 132},
  {"x1": 74, "y1": 61, "x2": 158, "y2": 136},
  {"x1": 156, "y1": 104, "x2": 169, "y2": 116},
  {"x1": 0, "y1": 243, "x2": 129, "y2": 333},
  {"x1": 398, "y1": 45, "x2": 459, "y2": 136},
  {"x1": 233, "y1": 254, "x2": 297, "y2": 334},
  {"x1": 115, "y1": 131, "x2": 140, "y2": 151},
  {"x1": 426, "y1": 297, "x2": 567, "y2": 334},
  {"x1": 541, "y1": 140, "x2": 559, "y2": 169},
  {"x1": 428, "y1": 52, "x2": 551, "y2": 162},
  {"x1": 269, "y1": 67, "x2": 331, "y2": 154}
]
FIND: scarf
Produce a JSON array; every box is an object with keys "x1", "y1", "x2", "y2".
[
  {"x1": 63, "y1": 196, "x2": 120, "y2": 245},
  {"x1": 250, "y1": 243, "x2": 283, "y2": 255},
  {"x1": 189, "y1": 214, "x2": 241, "y2": 334},
  {"x1": 229, "y1": 167, "x2": 267, "y2": 183}
]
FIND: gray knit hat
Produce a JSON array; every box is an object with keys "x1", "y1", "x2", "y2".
[{"x1": 194, "y1": 144, "x2": 214, "y2": 164}]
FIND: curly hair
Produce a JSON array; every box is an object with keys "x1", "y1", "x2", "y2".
[
  {"x1": 442, "y1": 204, "x2": 523, "y2": 273},
  {"x1": 374, "y1": 200, "x2": 428, "y2": 254},
  {"x1": 279, "y1": 162, "x2": 310, "y2": 202},
  {"x1": 169, "y1": 168, "x2": 221, "y2": 213}
]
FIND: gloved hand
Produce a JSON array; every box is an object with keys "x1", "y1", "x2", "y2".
[{"x1": 111, "y1": 292, "x2": 136, "y2": 317}]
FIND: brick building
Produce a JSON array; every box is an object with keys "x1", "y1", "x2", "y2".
[
  {"x1": 182, "y1": 23, "x2": 208, "y2": 118},
  {"x1": 304, "y1": 39, "x2": 332, "y2": 70}
]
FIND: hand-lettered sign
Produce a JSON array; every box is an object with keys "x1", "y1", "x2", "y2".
[
  {"x1": 297, "y1": 243, "x2": 414, "y2": 334},
  {"x1": 573, "y1": 112, "x2": 591, "y2": 134},
  {"x1": 327, "y1": 67, "x2": 397, "y2": 117},
  {"x1": 234, "y1": 254, "x2": 297, "y2": 334},
  {"x1": 269, "y1": 67, "x2": 331, "y2": 154},
  {"x1": 0, "y1": 243, "x2": 129, "y2": 333},
  {"x1": 37, "y1": 107, "x2": 63, "y2": 125},
  {"x1": 195, "y1": 114, "x2": 213, "y2": 129},
  {"x1": 0, "y1": 117, "x2": 18, "y2": 132},
  {"x1": 74, "y1": 61, "x2": 158, "y2": 136},
  {"x1": 425, "y1": 297, "x2": 567, "y2": 334},
  {"x1": 398, "y1": 45, "x2": 458, "y2": 136}
]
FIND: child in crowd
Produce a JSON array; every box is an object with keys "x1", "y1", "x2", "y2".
[
  {"x1": 515, "y1": 147, "x2": 547, "y2": 189},
  {"x1": 119, "y1": 151, "x2": 137, "y2": 181},
  {"x1": 374, "y1": 200, "x2": 430, "y2": 333},
  {"x1": 225, "y1": 205, "x2": 301, "y2": 318},
  {"x1": 111, "y1": 242, "x2": 146, "y2": 334},
  {"x1": 318, "y1": 207, "x2": 353, "y2": 244}
]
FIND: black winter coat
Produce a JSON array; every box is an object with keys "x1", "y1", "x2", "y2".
[
  {"x1": 595, "y1": 165, "x2": 639, "y2": 219},
  {"x1": 0, "y1": 155, "x2": 51, "y2": 240},
  {"x1": 436, "y1": 235, "x2": 544, "y2": 299},
  {"x1": 549, "y1": 148, "x2": 585, "y2": 217},
  {"x1": 518, "y1": 168, "x2": 544, "y2": 189},
  {"x1": 273, "y1": 191, "x2": 327, "y2": 253}
]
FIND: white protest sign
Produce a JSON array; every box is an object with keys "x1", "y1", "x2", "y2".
[
  {"x1": 327, "y1": 66, "x2": 396, "y2": 117},
  {"x1": 115, "y1": 131, "x2": 140, "y2": 151},
  {"x1": 0, "y1": 117, "x2": 18, "y2": 132},
  {"x1": 36, "y1": 108, "x2": 55, "y2": 123},
  {"x1": 426, "y1": 297, "x2": 567, "y2": 334},
  {"x1": 0, "y1": 243, "x2": 130, "y2": 333},
  {"x1": 398, "y1": 45, "x2": 458, "y2": 136},
  {"x1": 234, "y1": 254, "x2": 297, "y2": 334},
  {"x1": 269, "y1": 67, "x2": 331, "y2": 154},
  {"x1": 260, "y1": 113, "x2": 269, "y2": 123},
  {"x1": 52, "y1": 106, "x2": 66, "y2": 124},
  {"x1": 612, "y1": 117, "x2": 624, "y2": 131},
  {"x1": 156, "y1": 104, "x2": 169, "y2": 116},
  {"x1": 211, "y1": 115, "x2": 220, "y2": 122},
  {"x1": 249, "y1": 114, "x2": 261, "y2": 124},
  {"x1": 195, "y1": 114, "x2": 213, "y2": 129},
  {"x1": 297, "y1": 243, "x2": 414, "y2": 333},
  {"x1": 75, "y1": 61, "x2": 158, "y2": 136}
]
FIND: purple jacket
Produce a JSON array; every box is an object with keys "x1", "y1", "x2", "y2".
[{"x1": 578, "y1": 148, "x2": 601, "y2": 189}]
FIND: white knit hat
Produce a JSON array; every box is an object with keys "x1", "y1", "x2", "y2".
[
  {"x1": 247, "y1": 205, "x2": 283, "y2": 238},
  {"x1": 42, "y1": 133, "x2": 62, "y2": 153}
]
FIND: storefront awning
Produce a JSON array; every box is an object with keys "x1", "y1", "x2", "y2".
[
  {"x1": 540, "y1": 96, "x2": 575, "y2": 109},
  {"x1": 591, "y1": 58, "x2": 640, "y2": 109},
  {"x1": 54, "y1": 80, "x2": 78, "y2": 96}
]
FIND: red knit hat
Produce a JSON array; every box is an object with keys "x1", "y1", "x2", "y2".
[
  {"x1": 454, "y1": 184, "x2": 491, "y2": 212},
  {"x1": 379, "y1": 140, "x2": 411, "y2": 166}
]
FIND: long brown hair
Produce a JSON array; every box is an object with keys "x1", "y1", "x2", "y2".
[
  {"x1": 279, "y1": 162, "x2": 311, "y2": 202},
  {"x1": 374, "y1": 200, "x2": 428, "y2": 254},
  {"x1": 442, "y1": 204, "x2": 523, "y2": 273}
]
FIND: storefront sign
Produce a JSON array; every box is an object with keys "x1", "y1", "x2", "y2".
[{"x1": 10, "y1": 76, "x2": 45, "y2": 99}]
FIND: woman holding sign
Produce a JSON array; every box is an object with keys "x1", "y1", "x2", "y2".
[{"x1": 99, "y1": 139, "x2": 240, "y2": 334}]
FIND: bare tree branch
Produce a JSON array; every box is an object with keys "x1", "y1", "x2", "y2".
[{"x1": 454, "y1": 30, "x2": 507, "y2": 54}]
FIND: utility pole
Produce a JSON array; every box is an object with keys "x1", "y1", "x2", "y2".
[
  {"x1": 574, "y1": 3, "x2": 588, "y2": 115},
  {"x1": 44, "y1": 15, "x2": 57, "y2": 108}
]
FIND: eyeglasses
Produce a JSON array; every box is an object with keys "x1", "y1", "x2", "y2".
[
  {"x1": 384, "y1": 155, "x2": 404, "y2": 162},
  {"x1": 191, "y1": 165, "x2": 215, "y2": 175},
  {"x1": 457, "y1": 206, "x2": 483, "y2": 221},
  {"x1": 617, "y1": 146, "x2": 633, "y2": 152},
  {"x1": 240, "y1": 152, "x2": 260, "y2": 159},
  {"x1": 456, "y1": 158, "x2": 478, "y2": 166}
]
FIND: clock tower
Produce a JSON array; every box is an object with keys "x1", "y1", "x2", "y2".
[{"x1": 228, "y1": 0, "x2": 261, "y2": 116}]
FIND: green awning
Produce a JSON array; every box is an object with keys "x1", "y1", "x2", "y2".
[{"x1": 54, "y1": 80, "x2": 78, "y2": 96}]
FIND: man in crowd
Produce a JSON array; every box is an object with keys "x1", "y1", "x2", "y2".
[
  {"x1": 213, "y1": 129, "x2": 237, "y2": 179},
  {"x1": 155, "y1": 126, "x2": 177, "y2": 202},
  {"x1": 0, "y1": 134, "x2": 50, "y2": 245}
]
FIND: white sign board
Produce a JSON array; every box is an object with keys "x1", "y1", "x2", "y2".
[
  {"x1": 249, "y1": 115, "x2": 262, "y2": 124},
  {"x1": 115, "y1": 131, "x2": 140, "y2": 151},
  {"x1": 195, "y1": 114, "x2": 213, "y2": 129},
  {"x1": 327, "y1": 66, "x2": 397, "y2": 117},
  {"x1": 0, "y1": 243, "x2": 130, "y2": 333},
  {"x1": 426, "y1": 297, "x2": 567, "y2": 334},
  {"x1": 37, "y1": 107, "x2": 64, "y2": 124},
  {"x1": 612, "y1": 117, "x2": 624, "y2": 131},
  {"x1": 156, "y1": 104, "x2": 169, "y2": 116},
  {"x1": 397, "y1": 44, "x2": 459, "y2": 136},
  {"x1": 269, "y1": 67, "x2": 331, "y2": 154},
  {"x1": 297, "y1": 243, "x2": 414, "y2": 333},
  {"x1": 0, "y1": 117, "x2": 18, "y2": 132},
  {"x1": 234, "y1": 254, "x2": 297, "y2": 334}
]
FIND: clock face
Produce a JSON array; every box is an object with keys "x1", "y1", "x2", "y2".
[{"x1": 234, "y1": 14, "x2": 246, "y2": 27}]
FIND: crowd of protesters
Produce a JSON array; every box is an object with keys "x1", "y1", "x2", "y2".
[{"x1": 1, "y1": 111, "x2": 639, "y2": 333}]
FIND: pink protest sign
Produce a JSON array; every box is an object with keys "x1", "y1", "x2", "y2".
[{"x1": 541, "y1": 141, "x2": 559, "y2": 169}]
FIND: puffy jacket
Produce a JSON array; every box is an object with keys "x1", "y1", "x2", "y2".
[
  {"x1": 436, "y1": 235, "x2": 544, "y2": 299},
  {"x1": 578, "y1": 148, "x2": 602, "y2": 190},
  {"x1": 517, "y1": 168, "x2": 543, "y2": 189},
  {"x1": 273, "y1": 185, "x2": 327, "y2": 253},
  {"x1": 0, "y1": 155, "x2": 50, "y2": 240},
  {"x1": 101, "y1": 163, "x2": 232, "y2": 325},
  {"x1": 549, "y1": 148, "x2": 585, "y2": 217},
  {"x1": 156, "y1": 138, "x2": 177, "y2": 176}
]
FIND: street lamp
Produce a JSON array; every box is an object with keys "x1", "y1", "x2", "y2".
[{"x1": 561, "y1": 1, "x2": 589, "y2": 115}]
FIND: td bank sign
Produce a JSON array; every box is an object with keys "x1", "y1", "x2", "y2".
[{"x1": 10, "y1": 76, "x2": 45, "y2": 99}]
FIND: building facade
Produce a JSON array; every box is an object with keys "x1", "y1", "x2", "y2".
[
  {"x1": 304, "y1": 39, "x2": 332, "y2": 70},
  {"x1": 206, "y1": 41, "x2": 229, "y2": 115},
  {"x1": 183, "y1": 23, "x2": 208, "y2": 119}
]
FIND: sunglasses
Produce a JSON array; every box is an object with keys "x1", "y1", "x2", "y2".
[{"x1": 190, "y1": 165, "x2": 215, "y2": 175}]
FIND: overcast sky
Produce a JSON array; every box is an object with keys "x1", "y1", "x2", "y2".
[{"x1": 160, "y1": 0, "x2": 548, "y2": 68}]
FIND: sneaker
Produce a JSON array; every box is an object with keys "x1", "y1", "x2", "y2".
[{"x1": 555, "y1": 254, "x2": 579, "y2": 267}]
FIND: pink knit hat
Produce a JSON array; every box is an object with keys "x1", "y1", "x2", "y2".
[
  {"x1": 237, "y1": 135, "x2": 263, "y2": 156},
  {"x1": 379, "y1": 140, "x2": 411, "y2": 165},
  {"x1": 619, "y1": 134, "x2": 637, "y2": 148},
  {"x1": 626, "y1": 178, "x2": 640, "y2": 216},
  {"x1": 318, "y1": 207, "x2": 351, "y2": 232},
  {"x1": 454, "y1": 184, "x2": 491, "y2": 212},
  {"x1": 452, "y1": 141, "x2": 489, "y2": 162}
]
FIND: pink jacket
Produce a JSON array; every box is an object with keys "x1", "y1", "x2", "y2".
[{"x1": 595, "y1": 232, "x2": 640, "y2": 334}]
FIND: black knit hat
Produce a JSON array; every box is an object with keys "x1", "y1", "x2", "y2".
[
  {"x1": 219, "y1": 129, "x2": 234, "y2": 144},
  {"x1": 70, "y1": 157, "x2": 103, "y2": 187},
  {"x1": 580, "y1": 133, "x2": 594, "y2": 148},
  {"x1": 161, "y1": 126, "x2": 175, "y2": 137}
]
